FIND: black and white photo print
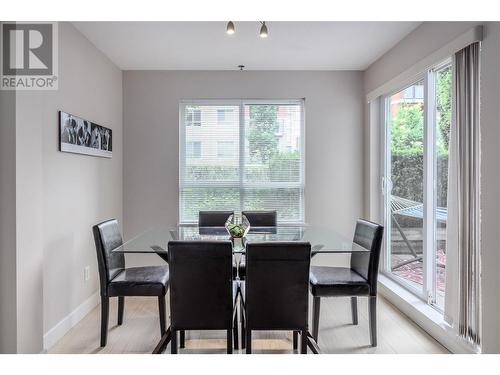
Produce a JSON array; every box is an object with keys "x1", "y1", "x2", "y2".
[{"x1": 59, "y1": 111, "x2": 112, "y2": 158}]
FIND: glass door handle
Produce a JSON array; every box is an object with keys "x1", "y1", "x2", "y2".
[{"x1": 381, "y1": 177, "x2": 393, "y2": 195}]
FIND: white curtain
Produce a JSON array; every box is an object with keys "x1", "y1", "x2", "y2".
[{"x1": 444, "y1": 42, "x2": 481, "y2": 346}]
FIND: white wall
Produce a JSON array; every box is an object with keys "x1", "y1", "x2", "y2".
[
  {"x1": 0, "y1": 90, "x2": 17, "y2": 353},
  {"x1": 363, "y1": 22, "x2": 500, "y2": 353},
  {"x1": 477, "y1": 22, "x2": 500, "y2": 355},
  {"x1": 123, "y1": 70, "x2": 364, "y2": 265},
  {"x1": 12, "y1": 22, "x2": 123, "y2": 352}
]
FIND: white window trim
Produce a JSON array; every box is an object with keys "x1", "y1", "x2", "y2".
[
  {"x1": 366, "y1": 26, "x2": 482, "y2": 103},
  {"x1": 178, "y1": 98, "x2": 306, "y2": 224},
  {"x1": 378, "y1": 275, "x2": 479, "y2": 353}
]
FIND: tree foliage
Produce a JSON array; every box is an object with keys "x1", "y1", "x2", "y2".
[
  {"x1": 390, "y1": 68, "x2": 452, "y2": 204},
  {"x1": 247, "y1": 105, "x2": 279, "y2": 163},
  {"x1": 391, "y1": 67, "x2": 451, "y2": 157},
  {"x1": 436, "y1": 67, "x2": 452, "y2": 154},
  {"x1": 391, "y1": 103, "x2": 424, "y2": 155}
]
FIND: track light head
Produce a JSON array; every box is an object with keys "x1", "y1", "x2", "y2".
[
  {"x1": 259, "y1": 22, "x2": 268, "y2": 38},
  {"x1": 226, "y1": 21, "x2": 235, "y2": 35}
]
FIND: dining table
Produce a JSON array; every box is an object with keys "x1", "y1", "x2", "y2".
[{"x1": 111, "y1": 224, "x2": 368, "y2": 354}]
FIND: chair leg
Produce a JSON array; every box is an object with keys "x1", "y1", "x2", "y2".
[
  {"x1": 227, "y1": 329, "x2": 233, "y2": 354},
  {"x1": 117, "y1": 296, "x2": 124, "y2": 325},
  {"x1": 312, "y1": 296, "x2": 321, "y2": 342},
  {"x1": 369, "y1": 296, "x2": 377, "y2": 347},
  {"x1": 233, "y1": 311, "x2": 239, "y2": 350},
  {"x1": 293, "y1": 331, "x2": 298, "y2": 350},
  {"x1": 300, "y1": 330, "x2": 307, "y2": 354},
  {"x1": 100, "y1": 296, "x2": 109, "y2": 347},
  {"x1": 180, "y1": 330, "x2": 185, "y2": 348},
  {"x1": 171, "y1": 329, "x2": 178, "y2": 354},
  {"x1": 158, "y1": 296, "x2": 166, "y2": 336},
  {"x1": 246, "y1": 330, "x2": 252, "y2": 354},
  {"x1": 351, "y1": 297, "x2": 358, "y2": 325},
  {"x1": 241, "y1": 305, "x2": 246, "y2": 349}
]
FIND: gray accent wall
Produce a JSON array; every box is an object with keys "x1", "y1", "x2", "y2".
[{"x1": 123, "y1": 70, "x2": 364, "y2": 266}]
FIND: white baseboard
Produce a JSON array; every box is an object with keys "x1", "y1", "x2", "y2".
[
  {"x1": 378, "y1": 275, "x2": 479, "y2": 354},
  {"x1": 43, "y1": 290, "x2": 100, "y2": 351}
]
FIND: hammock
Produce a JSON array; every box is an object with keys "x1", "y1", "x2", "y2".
[{"x1": 391, "y1": 195, "x2": 448, "y2": 222}]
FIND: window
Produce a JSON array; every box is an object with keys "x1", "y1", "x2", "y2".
[
  {"x1": 402, "y1": 85, "x2": 424, "y2": 100},
  {"x1": 180, "y1": 100, "x2": 305, "y2": 223},
  {"x1": 217, "y1": 109, "x2": 234, "y2": 124},
  {"x1": 217, "y1": 141, "x2": 236, "y2": 158},
  {"x1": 382, "y1": 60, "x2": 451, "y2": 311},
  {"x1": 186, "y1": 141, "x2": 201, "y2": 158},
  {"x1": 186, "y1": 108, "x2": 201, "y2": 126}
]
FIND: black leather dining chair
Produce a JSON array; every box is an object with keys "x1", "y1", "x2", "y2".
[
  {"x1": 238, "y1": 210, "x2": 277, "y2": 280},
  {"x1": 198, "y1": 210, "x2": 234, "y2": 227},
  {"x1": 92, "y1": 219, "x2": 169, "y2": 347},
  {"x1": 168, "y1": 240, "x2": 235, "y2": 354},
  {"x1": 242, "y1": 241, "x2": 312, "y2": 354},
  {"x1": 309, "y1": 219, "x2": 384, "y2": 347},
  {"x1": 242, "y1": 210, "x2": 277, "y2": 227}
]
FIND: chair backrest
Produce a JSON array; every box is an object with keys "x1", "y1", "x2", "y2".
[
  {"x1": 245, "y1": 241, "x2": 311, "y2": 330},
  {"x1": 92, "y1": 219, "x2": 125, "y2": 295},
  {"x1": 198, "y1": 211, "x2": 234, "y2": 227},
  {"x1": 242, "y1": 210, "x2": 277, "y2": 227},
  {"x1": 168, "y1": 240, "x2": 233, "y2": 330},
  {"x1": 350, "y1": 219, "x2": 384, "y2": 295}
]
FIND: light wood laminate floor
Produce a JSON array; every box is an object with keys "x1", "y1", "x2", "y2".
[{"x1": 49, "y1": 295, "x2": 448, "y2": 354}]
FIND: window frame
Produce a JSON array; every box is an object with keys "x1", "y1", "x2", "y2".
[{"x1": 179, "y1": 99, "x2": 306, "y2": 224}]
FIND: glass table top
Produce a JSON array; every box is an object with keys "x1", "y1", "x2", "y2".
[{"x1": 112, "y1": 225, "x2": 367, "y2": 255}]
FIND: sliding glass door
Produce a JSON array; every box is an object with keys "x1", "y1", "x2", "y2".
[
  {"x1": 382, "y1": 60, "x2": 451, "y2": 310},
  {"x1": 384, "y1": 79, "x2": 425, "y2": 295}
]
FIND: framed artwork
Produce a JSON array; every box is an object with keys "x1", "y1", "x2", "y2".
[{"x1": 59, "y1": 111, "x2": 112, "y2": 158}]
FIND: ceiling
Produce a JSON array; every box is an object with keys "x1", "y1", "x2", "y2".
[{"x1": 73, "y1": 22, "x2": 421, "y2": 71}]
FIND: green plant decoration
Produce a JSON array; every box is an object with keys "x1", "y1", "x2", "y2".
[{"x1": 227, "y1": 223, "x2": 246, "y2": 238}]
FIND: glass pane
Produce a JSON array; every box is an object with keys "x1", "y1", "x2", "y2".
[
  {"x1": 180, "y1": 101, "x2": 304, "y2": 224},
  {"x1": 242, "y1": 188, "x2": 303, "y2": 222},
  {"x1": 180, "y1": 187, "x2": 240, "y2": 223},
  {"x1": 243, "y1": 104, "x2": 302, "y2": 183},
  {"x1": 434, "y1": 65, "x2": 452, "y2": 309},
  {"x1": 388, "y1": 81, "x2": 425, "y2": 293},
  {"x1": 184, "y1": 105, "x2": 240, "y2": 182},
  {"x1": 217, "y1": 141, "x2": 237, "y2": 158}
]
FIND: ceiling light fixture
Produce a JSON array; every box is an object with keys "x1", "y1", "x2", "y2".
[
  {"x1": 225, "y1": 21, "x2": 269, "y2": 38},
  {"x1": 259, "y1": 22, "x2": 268, "y2": 38},
  {"x1": 226, "y1": 21, "x2": 235, "y2": 35}
]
